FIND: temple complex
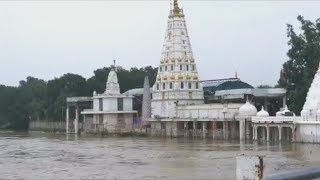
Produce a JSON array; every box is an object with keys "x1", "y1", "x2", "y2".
[
  {"x1": 146, "y1": 0, "x2": 287, "y2": 139},
  {"x1": 64, "y1": 0, "x2": 320, "y2": 143}
]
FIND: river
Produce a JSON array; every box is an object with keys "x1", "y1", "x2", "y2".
[{"x1": 1, "y1": 131, "x2": 320, "y2": 179}]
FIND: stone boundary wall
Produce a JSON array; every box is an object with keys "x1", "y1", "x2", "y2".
[{"x1": 29, "y1": 121, "x2": 65, "y2": 132}]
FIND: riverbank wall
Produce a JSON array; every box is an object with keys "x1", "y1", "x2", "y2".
[{"x1": 29, "y1": 121, "x2": 65, "y2": 132}]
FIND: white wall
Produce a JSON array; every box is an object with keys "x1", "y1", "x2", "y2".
[
  {"x1": 103, "y1": 98, "x2": 117, "y2": 111},
  {"x1": 176, "y1": 103, "x2": 243, "y2": 120},
  {"x1": 93, "y1": 99, "x2": 99, "y2": 111},
  {"x1": 296, "y1": 123, "x2": 320, "y2": 143},
  {"x1": 152, "y1": 100, "x2": 177, "y2": 118},
  {"x1": 123, "y1": 98, "x2": 133, "y2": 111}
]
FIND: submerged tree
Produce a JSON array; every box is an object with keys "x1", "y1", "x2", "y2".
[{"x1": 278, "y1": 15, "x2": 320, "y2": 114}]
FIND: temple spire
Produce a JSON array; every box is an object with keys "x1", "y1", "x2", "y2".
[
  {"x1": 301, "y1": 61, "x2": 320, "y2": 119},
  {"x1": 151, "y1": 0, "x2": 203, "y2": 118}
]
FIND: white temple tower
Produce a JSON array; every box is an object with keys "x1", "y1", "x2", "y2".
[
  {"x1": 301, "y1": 62, "x2": 320, "y2": 120},
  {"x1": 151, "y1": 0, "x2": 204, "y2": 118}
]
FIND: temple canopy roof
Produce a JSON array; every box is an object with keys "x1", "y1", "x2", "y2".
[{"x1": 202, "y1": 78, "x2": 253, "y2": 96}]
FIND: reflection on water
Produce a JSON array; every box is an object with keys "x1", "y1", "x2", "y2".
[{"x1": 1, "y1": 131, "x2": 320, "y2": 179}]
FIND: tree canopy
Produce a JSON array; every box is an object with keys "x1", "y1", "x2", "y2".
[
  {"x1": 278, "y1": 15, "x2": 320, "y2": 114},
  {"x1": 0, "y1": 66, "x2": 157, "y2": 129}
]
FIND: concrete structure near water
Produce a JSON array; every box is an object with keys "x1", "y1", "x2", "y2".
[
  {"x1": 66, "y1": 64, "x2": 137, "y2": 134},
  {"x1": 249, "y1": 62, "x2": 320, "y2": 143}
]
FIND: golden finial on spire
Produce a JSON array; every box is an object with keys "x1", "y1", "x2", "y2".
[{"x1": 173, "y1": 0, "x2": 180, "y2": 15}]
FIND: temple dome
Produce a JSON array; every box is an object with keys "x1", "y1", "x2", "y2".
[
  {"x1": 257, "y1": 106, "x2": 269, "y2": 117},
  {"x1": 276, "y1": 111, "x2": 282, "y2": 116},
  {"x1": 239, "y1": 101, "x2": 257, "y2": 116}
]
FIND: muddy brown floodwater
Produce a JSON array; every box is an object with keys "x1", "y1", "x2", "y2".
[{"x1": 1, "y1": 131, "x2": 320, "y2": 179}]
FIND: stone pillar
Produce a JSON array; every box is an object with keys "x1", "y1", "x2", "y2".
[
  {"x1": 223, "y1": 121, "x2": 229, "y2": 140},
  {"x1": 66, "y1": 106, "x2": 69, "y2": 134},
  {"x1": 239, "y1": 119, "x2": 246, "y2": 141},
  {"x1": 236, "y1": 155, "x2": 264, "y2": 180},
  {"x1": 245, "y1": 121, "x2": 250, "y2": 140},
  {"x1": 291, "y1": 126, "x2": 296, "y2": 142},
  {"x1": 262, "y1": 127, "x2": 265, "y2": 140},
  {"x1": 278, "y1": 125, "x2": 282, "y2": 141},
  {"x1": 266, "y1": 125, "x2": 270, "y2": 141},
  {"x1": 193, "y1": 121, "x2": 196, "y2": 137},
  {"x1": 231, "y1": 121, "x2": 236, "y2": 139},
  {"x1": 184, "y1": 121, "x2": 187, "y2": 137},
  {"x1": 212, "y1": 121, "x2": 217, "y2": 139},
  {"x1": 202, "y1": 121, "x2": 206, "y2": 138},
  {"x1": 75, "y1": 106, "x2": 79, "y2": 134},
  {"x1": 253, "y1": 125, "x2": 258, "y2": 141},
  {"x1": 83, "y1": 114, "x2": 86, "y2": 133}
]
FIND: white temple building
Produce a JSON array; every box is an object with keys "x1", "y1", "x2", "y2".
[
  {"x1": 148, "y1": 0, "x2": 243, "y2": 139},
  {"x1": 294, "y1": 62, "x2": 320, "y2": 142},
  {"x1": 66, "y1": 64, "x2": 137, "y2": 134},
  {"x1": 249, "y1": 63, "x2": 320, "y2": 143},
  {"x1": 151, "y1": 0, "x2": 204, "y2": 119}
]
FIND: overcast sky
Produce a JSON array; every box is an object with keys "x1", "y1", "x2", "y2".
[{"x1": 0, "y1": 1, "x2": 319, "y2": 87}]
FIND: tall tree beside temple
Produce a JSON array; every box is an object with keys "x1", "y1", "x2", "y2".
[{"x1": 278, "y1": 15, "x2": 320, "y2": 114}]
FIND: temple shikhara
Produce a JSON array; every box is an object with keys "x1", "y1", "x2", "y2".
[
  {"x1": 62, "y1": 0, "x2": 320, "y2": 143},
  {"x1": 151, "y1": 0, "x2": 204, "y2": 118}
]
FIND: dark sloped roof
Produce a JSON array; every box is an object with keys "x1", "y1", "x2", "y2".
[
  {"x1": 216, "y1": 80, "x2": 254, "y2": 91},
  {"x1": 202, "y1": 79, "x2": 253, "y2": 96}
]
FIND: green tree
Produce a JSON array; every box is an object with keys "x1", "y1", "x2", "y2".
[
  {"x1": 46, "y1": 73, "x2": 89, "y2": 120},
  {"x1": 278, "y1": 15, "x2": 320, "y2": 114}
]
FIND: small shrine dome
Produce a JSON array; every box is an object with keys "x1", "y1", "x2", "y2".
[
  {"x1": 239, "y1": 101, "x2": 257, "y2": 116},
  {"x1": 276, "y1": 110, "x2": 282, "y2": 117},
  {"x1": 257, "y1": 106, "x2": 269, "y2": 117}
]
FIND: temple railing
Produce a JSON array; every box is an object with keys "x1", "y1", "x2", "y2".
[{"x1": 252, "y1": 116, "x2": 301, "y2": 124}]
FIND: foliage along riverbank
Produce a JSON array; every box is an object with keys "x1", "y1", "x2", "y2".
[{"x1": 0, "y1": 66, "x2": 157, "y2": 130}]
